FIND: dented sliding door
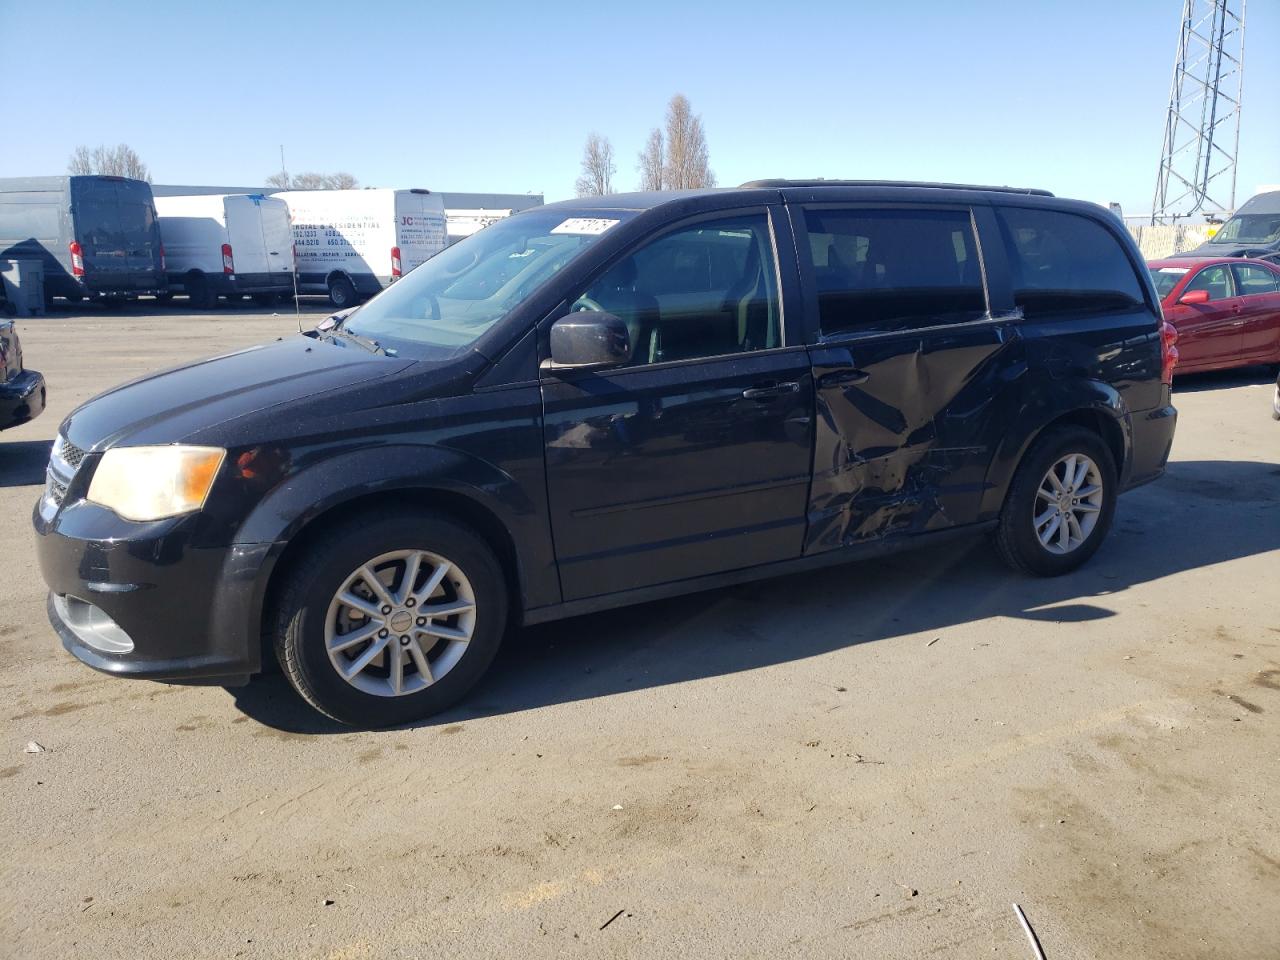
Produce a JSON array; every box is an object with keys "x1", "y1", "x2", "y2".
[{"x1": 794, "y1": 202, "x2": 1023, "y2": 553}]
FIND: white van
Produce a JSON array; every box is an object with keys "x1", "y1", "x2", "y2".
[
  {"x1": 154, "y1": 194, "x2": 294, "y2": 309},
  {"x1": 445, "y1": 208, "x2": 514, "y2": 245},
  {"x1": 275, "y1": 188, "x2": 448, "y2": 307}
]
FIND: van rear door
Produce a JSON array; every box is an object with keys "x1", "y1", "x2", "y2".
[
  {"x1": 224, "y1": 195, "x2": 270, "y2": 280},
  {"x1": 113, "y1": 179, "x2": 162, "y2": 288},
  {"x1": 72, "y1": 179, "x2": 127, "y2": 291},
  {"x1": 256, "y1": 197, "x2": 295, "y2": 284},
  {"x1": 392, "y1": 190, "x2": 447, "y2": 276}
]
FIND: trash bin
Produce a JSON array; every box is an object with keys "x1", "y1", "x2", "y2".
[{"x1": 0, "y1": 259, "x2": 46, "y2": 317}]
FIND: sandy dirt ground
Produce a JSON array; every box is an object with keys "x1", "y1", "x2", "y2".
[{"x1": 2, "y1": 304, "x2": 1278, "y2": 959}]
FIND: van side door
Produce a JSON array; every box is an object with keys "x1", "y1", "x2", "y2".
[
  {"x1": 540, "y1": 207, "x2": 814, "y2": 601},
  {"x1": 795, "y1": 202, "x2": 1021, "y2": 551}
]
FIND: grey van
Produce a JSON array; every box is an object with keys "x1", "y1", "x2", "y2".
[
  {"x1": 1190, "y1": 190, "x2": 1280, "y2": 261},
  {"x1": 0, "y1": 176, "x2": 167, "y2": 303}
]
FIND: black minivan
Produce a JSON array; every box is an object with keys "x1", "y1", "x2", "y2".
[{"x1": 34, "y1": 182, "x2": 1179, "y2": 726}]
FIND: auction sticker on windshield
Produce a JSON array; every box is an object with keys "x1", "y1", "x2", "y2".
[
  {"x1": 551, "y1": 218, "x2": 621, "y2": 236},
  {"x1": 1158, "y1": 267, "x2": 1190, "y2": 274}
]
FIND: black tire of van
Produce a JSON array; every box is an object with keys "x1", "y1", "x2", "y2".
[
  {"x1": 251, "y1": 293, "x2": 277, "y2": 307},
  {"x1": 994, "y1": 426, "x2": 1118, "y2": 577},
  {"x1": 271, "y1": 510, "x2": 508, "y2": 728},
  {"x1": 187, "y1": 274, "x2": 218, "y2": 310},
  {"x1": 328, "y1": 276, "x2": 358, "y2": 309}
]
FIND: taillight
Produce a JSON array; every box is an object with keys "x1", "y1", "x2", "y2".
[
  {"x1": 221, "y1": 243, "x2": 234, "y2": 275},
  {"x1": 159, "y1": 244, "x2": 166, "y2": 271},
  {"x1": 69, "y1": 241, "x2": 85, "y2": 277},
  {"x1": 391, "y1": 246, "x2": 402, "y2": 279},
  {"x1": 1160, "y1": 320, "x2": 1179, "y2": 386}
]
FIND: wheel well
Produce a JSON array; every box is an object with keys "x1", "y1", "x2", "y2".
[
  {"x1": 257, "y1": 488, "x2": 523, "y2": 666},
  {"x1": 1035, "y1": 408, "x2": 1126, "y2": 473}
]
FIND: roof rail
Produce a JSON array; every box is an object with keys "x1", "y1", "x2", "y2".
[{"x1": 739, "y1": 179, "x2": 1054, "y2": 197}]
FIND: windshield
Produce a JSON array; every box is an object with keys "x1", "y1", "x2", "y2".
[
  {"x1": 1210, "y1": 213, "x2": 1280, "y2": 245},
  {"x1": 1149, "y1": 265, "x2": 1189, "y2": 299},
  {"x1": 344, "y1": 209, "x2": 633, "y2": 356}
]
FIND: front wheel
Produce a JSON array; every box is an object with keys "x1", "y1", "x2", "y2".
[
  {"x1": 994, "y1": 426, "x2": 1118, "y2": 577},
  {"x1": 272, "y1": 511, "x2": 508, "y2": 727}
]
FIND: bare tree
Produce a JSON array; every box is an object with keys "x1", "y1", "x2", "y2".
[
  {"x1": 67, "y1": 143, "x2": 151, "y2": 182},
  {"x1": 267, "y1": 171, "x2": 359, "y2": 190},
  {"x1": 638, "y1": 128, "x2": 665, "y2": 191},
  {"x1": 574, "y1": 133, "x2": 616, "y2": 197},
  {"x1": 663, "y1": 94, "x2": 715, "y2": 189}
]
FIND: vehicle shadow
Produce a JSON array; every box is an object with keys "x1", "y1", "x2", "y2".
[
  {"x1": 1173, "y1": 364, "x2": 1277, "y2": 393},
  {"x1": 229, "y1": 457, "x2": 1280, "y2": 735},
  {"x1": 0, "y1": 438, "x2": 53, "y2": 488}
]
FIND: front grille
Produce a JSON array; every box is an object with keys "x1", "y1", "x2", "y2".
[
  {"x1": 45, "y1": 469, "x2": 69, "y2": 506},
  {"x1": 60, "y1": 439, "x2": 86, "y2": 470},
  {"x1": 46, "y1": 434, "x2": 84, "y2": 508}
]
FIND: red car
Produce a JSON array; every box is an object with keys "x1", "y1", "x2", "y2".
[{"x1": 1148, "y1": 256, "x2": 1280, "y2": 375}]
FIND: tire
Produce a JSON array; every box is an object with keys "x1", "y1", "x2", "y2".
[
  {"x1": 186, "y1": 274, "x2": 218, "y2": 310},
  {"x1": 272, "y1": 510, "x2": 508, "y2": 727},
  {"x1": 328, "y1": 275, "x2": 357, "y2": 309},
  {"x1": 251, "y1": 293, "x2": 277, "y2": 307},
  {"x1": 155, "y1": 292, "x2": 175, "y2": 303},
  {"x1": 994, "y1": 426, "x2": 1117, "y2": 577}
]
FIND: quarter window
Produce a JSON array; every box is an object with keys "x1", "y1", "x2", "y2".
[
  {"x1": 997, "y1": 207, "x2": 1146, "y2": 318},
  {"x1": 804, "y1": 207, "x2": 986, "y2": 335},
  {"x1": 572, "y1": 213, "x2": 781, "y2": 366},
  {"x1": 1184, "y1": 265, "x2": 1234, "y2": 301},
  {"x1": 1231, "y1": 263, "x2": 1279, "y2": 296}
]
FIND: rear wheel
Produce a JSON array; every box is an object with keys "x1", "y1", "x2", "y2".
[
  {"x1": 251, "y1": 293, "x2": 277, "y2": 307},
  {"x1": 272, "y1": 511, "x2": 508, "y2": 727},
  {"x1": 328, "y1": 275, "x2": 357, "y2": 309},
  {"x1": 994, "y1": 426, "x2": 1117, "y2": 577},
  {"x1": 186, "y1": 274, "x2": 218, "y2": 310}
]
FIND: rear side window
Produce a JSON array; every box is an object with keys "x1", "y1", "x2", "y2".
[
  {"x1": 804, "y1": 207, "x2": 986, "y2": 335},
  {"x1": 997, "y1": 207, "x2": 1146, "y2": 319},
  {"x1": 1231, "y1": 263, "x2": 1279, "y2": 296}
]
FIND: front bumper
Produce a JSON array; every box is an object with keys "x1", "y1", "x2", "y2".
[
  {"x1": 0, "y1": 368, "x2": 45, "y2": 429},
  {"x1": 35, "y1": 498, "x2": 276, "y2": 684}
]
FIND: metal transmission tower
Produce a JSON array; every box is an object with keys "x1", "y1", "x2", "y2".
[{"x1": 1151, "y1": 0, "x2": 1247, "y2": 225}]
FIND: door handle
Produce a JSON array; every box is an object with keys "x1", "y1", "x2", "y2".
[
  {"x1": 742, "y1": 381, "x2": 800, "y2": 400},
  {"x1": 818, "y1": 369, "x2": 870, "y2": 388}
]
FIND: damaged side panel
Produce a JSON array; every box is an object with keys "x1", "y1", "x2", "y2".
[{"x1": 805, "y1": 322, "x2": 1022, "y2": 552}]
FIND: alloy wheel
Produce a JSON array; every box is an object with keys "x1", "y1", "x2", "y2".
[
  {"x1": 1033, "y1": 453, "x2": 1105, "y2": 555},
  {"x1": 324, "y1": 549, "x2": 476, "y2": 697}
]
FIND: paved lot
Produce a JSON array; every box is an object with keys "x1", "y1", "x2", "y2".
[{"x1": 2, "y1": 306, "x2": 1278, "y2": 959}]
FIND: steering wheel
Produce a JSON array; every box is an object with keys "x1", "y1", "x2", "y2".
[{"x1": 571, "y1": 295, "x2": 605, "y2": 313}]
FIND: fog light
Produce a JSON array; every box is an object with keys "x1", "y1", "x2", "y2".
[{"x1": 53, "y1": 595, "x2": 134, "y2": 654}]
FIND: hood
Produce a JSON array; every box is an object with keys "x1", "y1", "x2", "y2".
[{"x1": 62, "y1": 335, "x2": 414, "y2": 450}]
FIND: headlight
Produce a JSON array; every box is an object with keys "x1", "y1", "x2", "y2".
[{"x1": 87, "y1": 445, "x2": 226, "y2": 521}]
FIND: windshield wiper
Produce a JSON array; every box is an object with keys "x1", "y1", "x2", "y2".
[{"x1": 328, "y1": 326, "x2": 387, "y2": 355}]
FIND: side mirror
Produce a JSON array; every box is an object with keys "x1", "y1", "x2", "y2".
[
  {"x1": 549, "y1": 312, "x2": 631, "y2": 369},
  {"x1": 1179, "y1": 288, "x2": 1211, "y2": 305}
]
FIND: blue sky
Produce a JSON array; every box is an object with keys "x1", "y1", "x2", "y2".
[{"x1": 2, "y1": 0, "x2": 1276, "y2": 213}]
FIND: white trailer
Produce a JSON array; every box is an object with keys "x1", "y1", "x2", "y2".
[
  {"x1": 445, "y1": 208, "x2": 514, "y2": 245},
  {"x1": 275, "y1": 188, "x2": 447, "y2": 307},
  {"x1": 154, "y1": 194, "x2": 294, "y2": 308}
]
